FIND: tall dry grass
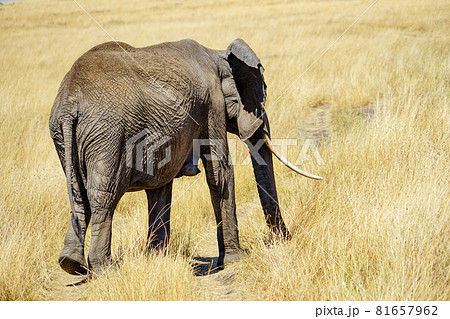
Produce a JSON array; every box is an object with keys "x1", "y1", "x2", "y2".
[{"x1": 0, "y1": 0, "x2": 448, "y2": 300}]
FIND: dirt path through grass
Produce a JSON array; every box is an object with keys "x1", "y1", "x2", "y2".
[
  {"x1": 301, "y1": 105, "x2": 332, "y2": 143},
  {"x1": 47, "y1": 268, "x2": 87, "y2": 300}
]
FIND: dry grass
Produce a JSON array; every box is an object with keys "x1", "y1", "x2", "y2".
[{"x1": 0, "y1": 0, "x2": 448, "y2": 300}]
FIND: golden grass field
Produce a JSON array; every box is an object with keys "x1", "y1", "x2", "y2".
[{"x1": 0, "y1": 0, "x2": 448, "y2": 300}]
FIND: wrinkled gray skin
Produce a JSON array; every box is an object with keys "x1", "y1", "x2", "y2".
[{"x1": 49, "y1": 39, "x2": 290, "y2": 276}]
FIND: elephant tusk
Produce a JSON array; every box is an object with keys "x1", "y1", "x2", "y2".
[{"x1": 261, "y1": 132, "x2": 323, "y2": 180}]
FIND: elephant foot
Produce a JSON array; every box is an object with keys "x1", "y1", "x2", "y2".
[
  {"x1": 224, "y1": 251, "x2": 243, "y2": 264},
  {"x1": 58, "y1": 248, "x2": 88, "y2": 276},
  {"x1": 218, "y1": 249, "x2": 246, "y2": 268}
]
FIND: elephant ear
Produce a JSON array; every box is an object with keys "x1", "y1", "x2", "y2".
[{"x1": 226, "y1": 39, "x2": 268, "y2": 140}]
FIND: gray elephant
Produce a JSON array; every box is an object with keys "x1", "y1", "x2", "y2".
[{"x1": 49, "y1": 38, "x2": 321, "y2": 276}]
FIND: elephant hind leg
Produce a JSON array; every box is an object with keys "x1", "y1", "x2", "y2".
[
  {"x1": 58, "y1": 207, "x2": 90, "y2": 275},
  {"x1": 59, "y1": 181, "x2": 91, "y2": 276},
  {"x1": 86, "y1": 188, "x2": 122, "y2": 275},
  {"x1": 83, "y1": 140, "x2": 128, "y2": 274}
]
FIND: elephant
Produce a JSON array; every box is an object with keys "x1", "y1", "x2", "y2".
[{"x1": 49, "y1": 38, "x2": 322, "y2": 276}]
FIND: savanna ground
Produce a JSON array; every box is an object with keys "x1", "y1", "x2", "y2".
[{"x1": 0, "y1": 0, "x2": 448, "y2": 301}]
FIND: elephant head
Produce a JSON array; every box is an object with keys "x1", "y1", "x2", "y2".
[{"x1": 219, "y1": 39, "x2": 322, "y2": 237}]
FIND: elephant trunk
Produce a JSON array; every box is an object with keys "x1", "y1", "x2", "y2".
[{"x1": 247, "y1": 133, "x2": 290, "y2": 238}]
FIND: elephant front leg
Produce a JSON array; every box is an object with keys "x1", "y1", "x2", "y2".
[
  {"x1": 201, "y1": 150, "x2": 243, "y2": 267},
  {"x1": 145, "y1": 182, "x2": 173, "y2": 252}
]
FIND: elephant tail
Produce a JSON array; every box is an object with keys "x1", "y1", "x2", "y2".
[
  {"x1": 49, "y1": 76, "x2": 87, "y2": 224},
  {"x1": 61, "y1": 116, "x2": 79, "y2": 215}
]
